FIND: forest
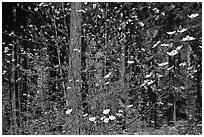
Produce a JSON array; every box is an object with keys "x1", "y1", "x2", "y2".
[{"x1": 1, "y1": 2, "x2": 202, "y2": 135}]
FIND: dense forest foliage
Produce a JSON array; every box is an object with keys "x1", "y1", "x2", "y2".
[{"x1": 2, "y1": 2, "x2": 202, "y2": 135}]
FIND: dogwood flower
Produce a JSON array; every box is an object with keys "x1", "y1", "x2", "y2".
[
  {"x1": 83, "y1": 113, "x2": 88, "y2": 117},
  {"x1": 167, "y1": 50, "x2": 179, "y2": 56},
  {"x1": 89, "y1": 117, "x2": 96, "y2": 122},
  {"x1": 103, "y1": 109, "x2": 110, "y2": 114},
  {"x1": 104, "y1": 118, "x2": 109, "y2": 123},
  {"x1": 127, "y1": 60, "x2": 134, "y2": 64},
  {"x1": 161, "y1": 43, "x2": 173, "y2": 47},
  {"x1": 188, "y1": 13, "x2": 199, "y2": 19},
  {"x1": 147, "y1": 80, "x2": 154, "y2": 85},
  {"x1": 177, "y1": 28, "x2": 187, "y2": 33},
  {"x1": 65, "y1": 109, "x2": 72, "y2": 115},
  {"x1": 118, "y1": 110, "x2": 123, "y2": 113},
  {"x1": 145, "y1": 73, "x2": 152, "y2": 78},
  {"x1": 181, "y1": 35, "x2": 196, "y2": 41},
  {"x1": 167, "y1": 31, "x2": 176, "y2": 35},
  {"x1": 100, "y1": 116, "x2": 106, "y2": 121},
  {"x1": 138, "y1": 22, "x2": 144, "y2": 27},
  {"x1": 176, "y1": 45, "x2": 183, "y2": 51},
  {"x1": 109, "y1": 115, "x2": 116, "y2": 120},
  {"x1": 127, "y1": 104, "x2": 133, "y2": 108},
  {"x1": 104, "y1": 72, "x2": 112, "y2": 79}
]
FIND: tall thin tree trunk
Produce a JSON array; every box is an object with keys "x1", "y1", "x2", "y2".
[
  {"x1": 10, "y1": 5, "x2": 19, "y2": 134},
  {"x1": 69, "y1": 2, "x2": 82, "y2": 134}
]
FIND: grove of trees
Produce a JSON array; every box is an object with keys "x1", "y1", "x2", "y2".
[{"x1": 2, "y1": 2, "x2": 202, "y2": 135}]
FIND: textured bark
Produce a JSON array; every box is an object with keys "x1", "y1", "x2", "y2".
[
  {"x1": 10, "y1": 5, "x2": 19, "y2": 134},
  {"x1": 68, "y1": 2, "x2": 82, "y2": 107}
]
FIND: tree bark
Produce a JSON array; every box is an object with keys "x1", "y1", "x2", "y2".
[
  {"x1": 11, "y1": 5, "x2": 19, "y2": 134},
  {"x1": 68, "y1": 2, "x2": 82, "y2": 108}
]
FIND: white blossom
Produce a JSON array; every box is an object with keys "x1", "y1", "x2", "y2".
[
  {"x1": 34, "y1": 7, "x2": 38, "y2": 11},
  {"x1": 161, "y1": 43, "x2": 173, "y2": 47},
  {"x1": 147, "y1": 80, "x2": 154, "y2": 85},
  {"x1": 145, "y1": 73, "x2": 152, "y2": 78},
  {"x1": 118, "y1": 110, "x2": 123, "y2": 113},
  {"x1": 188, "y1": 13, "x2": 199, "y2": 19},
  {"x1": 127, "y1": 60, "x2": 134, "y2": 64},
  {"x1": 4, "y1": 47, "x2": 9, "y2": 53},
  {"x1": 65, "y1": 109, "x2": 72, "y2": 115},
  {"x1": 176, "y1": 45, "x2": 183, "y2": 51},
  {"x1": 127, "y1": 104, "x2": 133, "y2": 108},
  {"x1": 73, "y1": 48, "x2": 81, "y2": 52},
  {"x1": 89, "y1": 117, "x2": 96, "y2": 122},
  {"x1": 104, "y1": 72, "x2": 112, "y2": 79},
  {"x1": 103, "y1": 109, "x2": 110, "y2": 114},
  {"x1": 153, "y1": 8, "x2": 159, "y2": 13},
  {"x1": 100, "y1": 116, "x2": 106, "y2": 121},
  {"x1": 67, "y1": 87, "x2": 71, "y2": 89},
  {"x1": 138, "y1": 22, "x2": 144, "y2": 27},
  {"x1": 181, "y1": 35, "x2": 196, "y2": 41},
  {"x1": 109, "y1": 115, "x2": 116, "y2": 120},
  {"x1": 177, "y1": 28, "x2": 187, "y2": 33},
  {"x1": 116, "y1": 113, "x2": 123, "y2": 116},
  {"x1": 167, "y1": 31, "x2": 176, "y2": 35},
  {"x1": 103, "y1": 118, "x2": 109, "y2": 123},
  {"x1": 83, "y1": 113, "x2": 88, "y2": 117},
  {"x1": 167, "y1": 50, "x2": 179, "y2": 56}
]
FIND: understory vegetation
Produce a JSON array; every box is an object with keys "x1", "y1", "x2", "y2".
[{"x1": 2, "y1": 2, "x2": 202, "y2": 135}]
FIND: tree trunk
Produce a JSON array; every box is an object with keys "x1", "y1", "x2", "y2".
[
  {"x1": 68, "y1": 2, "x2": 82, "y2": 107},
  {"x1": 10, "y1": 5, "x2": 19, "y2": 134}
]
